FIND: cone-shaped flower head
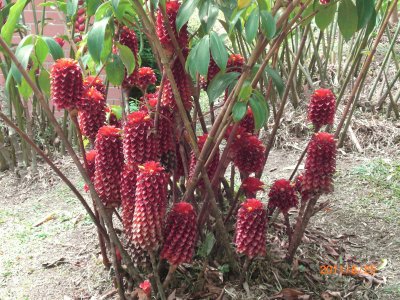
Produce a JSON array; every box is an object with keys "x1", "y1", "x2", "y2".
[
  {"x1": 227, "y1": 54, "x2": 245, "y2": 72},
  {"x1": 308, "y1": 89, "x2": 336, "y2": 131},
  {"x1": 294, "y1": 173, "x2": 311, "y2": 202},
  {"x1": 135, "y1": 67, "x2": 157, "y2": 91},
  {"x1": 131, "y1": 161, "x2": 168, "y2": 251},
  {"x1": 121, "y1": 163, "x2": 138, "y2": 238},
  {"x1": 241, "y1": 177, "x2": 265, "y2": 198},
  {"x1": 94, "y1": 126, "x2": 124, "y2": 207},
  {"x1": 189, "y1": 134, "x2": 219, "y2": 188},
  {"x1": 268, "y1": 179, "x2": 298, "y2": 212},
  {"x1": 78, "y1": 86, "x2": 106, "y2": 143},
  {"x1": 84, "y1": 76, "x2": 106, "y2": 98},
  {"x1": 235, "y1": 199, "x2": 267, "y2": 258},
  {"x1": 161, "y1": 202, "x2": 197, "y2": 265},
  {"x1": 85, "y1": 150, "x2": 97, "y2": 180},
  {"x1": 240, "y1": 107, "x2": 255, "y2": 134},
  {"x1": 50, "y1": 58, "x2": 83, "y2": 110},
  {"x1": 232, "y1": 134, "x2": 266, "y2": 174},
  {"x1": 123, "y1": 111, "x2": 159, "y2": 165},
  {"x1": 156, "y1": 1, "x2": 189, "y2": 55},
  {"x1": 303, "y1": 132, "x2": 336, "y2": 194},
  {"x1": 120, "y1": 26, "x2": 139, "y2": 89}
]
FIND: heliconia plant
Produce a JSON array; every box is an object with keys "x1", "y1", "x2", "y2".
[{"x1": 1, "y1": 0, "x2": 393, "y2": 298}]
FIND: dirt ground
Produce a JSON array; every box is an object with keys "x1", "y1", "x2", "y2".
[{"x1": 0, "y1": 143, "x2": 399, "y2": 299}]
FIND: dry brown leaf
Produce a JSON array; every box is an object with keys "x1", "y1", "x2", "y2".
[
  {"x1": 321, "y1": 290, "x2": 341, "y2": 299},
  {"x1": 272, "y1": 288, "x2": 310, "y2": 300},
  {"x1": 324, "y1": 244, "x2": 340, "y2": 258}
]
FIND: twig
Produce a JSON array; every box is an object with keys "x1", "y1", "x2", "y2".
[{"x1": 149, "y1": 251, "x2": 166, "y2": 300}]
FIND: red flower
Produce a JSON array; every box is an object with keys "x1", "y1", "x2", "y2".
[
  {"x1": 161, "y1": 202, "x2": 197, "y2": 265},
  {"x1": 268, "y1": 179, "x2": 298, "y2": 212},
  {"x1": 232, "y1": 134, "x2": 265, "y2": 174},
  {"x1": 320, "y1": 0, "x2": 330, "y2": 4},
  {"x1": 207, "y1": 58, "x2": 220, "y2": 86},
  {"x1": 135, "y1": 67, "x2": 157, "y2": 91},
  {"x1": 83, "y1": 76, "x2": 106, "y2": 98},
  {"x1": 131, "y1": 161, "x2": 168, "y2": 251},
  {"x1": 120, "y1": 26, "x2": 139, "y2": 89},
  {"x1": 302, "y1": 132, "x2": 336, "y2": 194},
  {"x1": 85, "y1": 150, "x2": 97, "y2": 181},
  {"x1": 156, "y1": 1, "x2": 189, "y2": 55},
  {"x1": 308, "y1": 89, "x2": 336, "y2": 131},
  {"x1": 121, "y1": 163, "x2": 138, "y2": 238},
  {"x1": 240, "y1": 107, "x2": 255, "y2": 134},
  {"x1": 227, "y1": 54, "x2": 245, "y2": 72},
  {"x1": 235, "y1": 199, "x2": 267, "y2": 258},
  {"x1": 139, "y1": 280, "x2": 152, "y2": 297},
  {"x1": 294, "y1": 173, "x2": 311, "y2": 202},
  {"x1": 241, "y1": 177, "x2": 264, "y2": 198},
  {"x1": 54, "y1": 36, "x2": 65, "y2": 47},
  {"x1": 50, "y1": 58, "x2": 83, "y2": 110},
  {"x1": 94, "y1": 126, "x2": 124, "y2": 207},
  {"x1": 78, "y1": 86, "x2": 106, "y2": 143},
  {"x1": 123, "y1": 111, "x2": 159, "y2": 165}
]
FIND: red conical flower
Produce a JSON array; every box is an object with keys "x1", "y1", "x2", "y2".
[
  {"x1": 189, "y1": 134, "x2": 219, "y2": 187},
  {"x1": 121, "y1": 163, "x2": 138, "y2": 237},
  {"x1": 131, "y1": 161, "x2": 168, "y2": 251},
  {"x1": 85, "y1": 150, "x2": 97, "y2": 180},
  {"x1": 240, "y1": 107, "x2": 255, "y2": 133},
  {"x1": 308, "y1": 89, "x2": 336, "y2": 131},
  {"x1": 120, "y1": 26, "x2": 139, "y2": 89},
  {"x1": 294, "y1": 173, "x2": 311, "y2": 202},
  {"x1": 232, "y1": 134, "x2": 266, "y2": 174},
  {"x1": 207, "y1": 58, "x2": 220, "y2": 86},
  {"x1": 78, "y1": 87, "x2": 106, "y2": 143},
  {"x1": 50, "y1": 58, "x2": 83, "y2": 110},
  {"x1": 227, "y1": 54, "x2": 245, "y2": 72},
  {"x1": 302, "y1": 132, "x2": 336, "y2": 194},
  {"x1": 84, "y1": 76, "x2": 106, "y2": 98},
  {"x1": 161, "y1": 202, "x2": 197, "y2": 265},
  {"x1": 268, "y1": 179, "x2": 298, "y2": 212},
  {"x1": 75, "y1": 5, "x2": 86, "y2": 32},
  {"x1": 94, "y1": 126, "x2": 124, "y2": 207},
  {"x1": 156, "y1": 1, "x2": 189, "y2": 55},
  {"x1": 241, "y1": 177, "x2": 265, "y2": 198},
  {"x1": 235, "y1": 198, "x2": 267, "y2": 258},
  {"x1": 135, "y1": 67, "x2": 157, "y2": 91},
  {"x1": 123, "y1": 111, "x2": 159, "y2": 165}
]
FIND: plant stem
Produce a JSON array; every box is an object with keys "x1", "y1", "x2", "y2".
[{"x1": 149, "y1": 251, "x2": 166, "y2": 300}]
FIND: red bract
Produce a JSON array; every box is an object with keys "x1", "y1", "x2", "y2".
[
  {"x1": 227, "y1": 54, "x2": 245, "y2": 72},
  {"x1": 294, "y1": 173, "x2": 311, "y2": 202},
  {"x1": 84, "y1": 76, "x2": 106, "y2": 98},
  {"x1": 303, "y1": 132, "x2": 336, "y2": 194},
  {"x1": 123, "y1": 111, "x2": 159, "y2": 165},
  {"x1": 308, "y1": 89, "x2": 336, "y2": 131},
  {"x1": 207, "y1": 58, "x2": 220, "y2": 86},
  {"x1": 268, "y1": 179, "x2": 298, "y2": 212},
  {"x1": 161, "y1": 202, "x2": 197, "y2": 265},
  {"x1": 54, "y1": 36, "x2": 65, "y2": 47},
  {"x1": 120, "y1": 26, "x2": 139, "y2": 89},
  {"x1": 189, "y1": 134, "x2": 219, "y2": 188},
  {"x1": 78, "y1": 87, "x2": 106, "y2": 143},
  {"x1": 135, "y1": 67, "x2": 157, "y2": 91},
  {"x1": 240, "y1": 108, "x2": 255, "y2": 133},
  {"x1": 50, "y1": 58, "x2": 83, "y2": 110},
  {"x1": 241, "y1": 177, "x2": 265, "y2": 198},
  {"x1": 139, "y1": 280, "x2": 152, "y2": 297},
  {"x1": 131, "y1": 161, "x2": 168, "y2": 251},
  {"x1": 156, "y1": 1, "x2": 189, "y2": 55},
  {"x1": 85, "y1": 150, "x2": 97, "y2": 181},
  {"x1": 234, "y1": 198, "x2": 267, "y2": 258},
  {"x1": 320, "y1": 0, "x2": 330, "y2": 4},
  {"x1": 121, "y1": 163, "x2": 138, "y2": 237},
  {"x1": 94, "y1": 126, "x2": 124, "y2": 207},
  {"x1": 232, "y1": 135, "x2": 265, "y2": 174}
]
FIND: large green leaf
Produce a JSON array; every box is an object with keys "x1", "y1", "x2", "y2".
[
  {"x1": 356, "y1": 0, "x2": 374, "y2": 30},
  {"x1": 197, "y1": 232, "x2": 215, "y2": 258},
  {"x1": 210, "y1": 32, "x2": 228, "y2": 71},
  {"x1": 186, "y1": 35, "x2": 210, "y2": 77},
  {"x1": 265, "y1": 66, "x2": 284, "y2": 97},
  {"x1": 365, "y1": 8, "x2": 377, "y2": 37},
  {"x1": 260, "y1": 10, "x2": 276, "y2": 40},
  {"x1": 207, "y1": 71, "x2": 240, "y2": 103},
  {"x1": 42, "y1": 37, "x2": 64, "y2": 60},
  {"x1": 38, "y1": 70, "x2": 51, "y2": 97},
  {"x1": 88, "y1": 17, "x2": 110, "y2": 63},
  {"x1": 176, "y1": 0, "x2": 199, "y2": 32},
  {"x1": 249, "y1": 90, "x2": 269, "y2": 130},
  {"x1": 0, "y1": 0, "x2": 28, "y2": 46},
  {"x1": 34, "y1": 37, "x2": 49, "y2": 65},
  {"x1": 67, "y1": 0, "x2": 79, "y2": 17},
  {"x1": 245, "y1": 7, "x2": 259, "y2": 43},
  {"x1": 232, "y1": 101, "x2": 248, "y2": 122},
  {"x1": 238, "y1": 81, "x2": 252, "y2": 100},
  {"x1": 315, "y1": 2, "x2": 337, "y2": 31},
  {"x1": 10, "y1": 44, "x2": 34, "y2": 85},
  {"x1": 106, "y1": 54, "x2": 125, "y2": 85},
  {"x1": 19, "y1": 69, "x2": 35, "y2": 100},
  {"x1": 198, "y1": 0, "x2": 219, "y2": 32},
  {"x1": 338, "y1": 0, "x2": 358, "y2": 41},
  {"x1": 117, "y1": 43, "x2": 135, "y2": 76},
  {"x1": 87, "y1": 0, "x2": 101, "y2": 16}
]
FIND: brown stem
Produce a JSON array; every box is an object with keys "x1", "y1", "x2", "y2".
[
  {"x1": 154, "y1": 71, "x2": 166, "y2": 133},
  {"x1": 240, "y1": 257, "x2": 252, "y2": 285},
  {"x1": 149, "y1": 251, "x2": 166, "y2": 300},
  {"x1": 162, "y1": 264, "x2": 178, "y2": 288},
  {"x1": 224, "y1": 188, "x2": 242, "y2": 224}
]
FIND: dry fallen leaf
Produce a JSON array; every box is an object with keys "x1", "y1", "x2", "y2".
[
  {"x1": 321, "y1": 290, "x2": 341, "y2": 299},
  {"x1": 271, "y1": 288, "x2": 310, "y2": 300}
]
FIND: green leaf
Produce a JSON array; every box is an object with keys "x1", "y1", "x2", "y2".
[
  {"x1": 88, "y1": 17, "x2": 110, "y2": 63},
  {"x1": 197, "y1": 232, "x2": 216, "y2": 258},
  {"x1": 117, "y1": 43, "x2": 135, "y2": 76},
  {"x1": 19, "y1": 68, "x2": 35, "y2": 99},
  {"x1": 239, "y1": 81, "x2": 252, "y2": 100},
  {"x1": 315, "y1": 2, "x2": 337, "y2": 31},
  {"x1": 42, "y1": 37, "x2": 64, "y2": 60},
  {"x1": 95, "y1": 2, "x2": 112, "y2": 20},
  {"x1": 210, "y1": 32, "x2": 228, "y2": 71},
  {"x1": 106, "y1": 54, "x2": 125, "y2": 85},
  {"x1": 338, "y1": 0, "x2": 358, "y2": 41},
  {"x1": 229, "y1": 8, "x2": 245, "y2": 34},
  {"x1": 365, "y1": 8, "x2": 377, "y2": 37},
  {"x1": 356, "y1": 0, "x2": 374, "y2": 30},
  {"x1": 38, "y1": 70, "x2": 51, "y2": 96},
  {"x1": 249, "y1": 92, "x2": 268, "y2": 130},
  {"x1": 10, "y1": 44, "x2": 34, "y2": 85},
  {"x1": 207, "y1": 72, "x2": 240, "y2": 103},
  {"x1": 67, "y1": 0, "x2": 78, "y2": 17},
  {"x1": 0, "y1": 0, "x2": 28, "y2": 46},
  {"x1": 187, "y1": 35, "x2": 210, "y2": 77},
  {"x1": 198, "y1": 0, "x2": 219, "y2": 32},
  {"x1": 34, "y1": 37, "x2": 49, "y2": 65},
  {"x1": 232, "y1": 101, "x2": 248, "y2": 122},
  {"x1": 111, "y1": 0, "x2": 120, "y2": 11},
  {"x1": 256, "y1": 0, "x2": 269, "y2": 11},
  {"x1": 87, "y1": 0, "x2": 101, "y2": 16},
  {"x1": 176, "y1": 0, "x2": 199, "y2": 32},
  {"x1": 265, "y1": 66, "x2": 284, "y2": 97},
  {"x1": 245, "y1": 8, "x2": 259, "y2": 43},
  {"x1": 260, "y1": 10, "x2": 276, "y2": 40}
]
